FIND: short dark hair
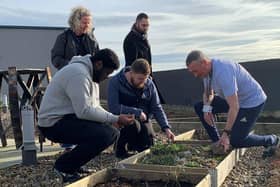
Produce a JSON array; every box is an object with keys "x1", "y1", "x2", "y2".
[
  {"x1": 91, "y1": 48, "x2": 120, "y2": 69},
  {"x1": 131, "y1": 58, "x2": 151, "y2": 75},
  {"x1": 136, "y1": 13, "x2": 149, "y2": 22},
  {"x1": 186, "y1": 50, "x2": 204, "y2": 66}
]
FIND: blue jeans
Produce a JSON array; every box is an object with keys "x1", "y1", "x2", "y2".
[{"x1": 194, "y1": 96, "x2": 277, "y2": 148}]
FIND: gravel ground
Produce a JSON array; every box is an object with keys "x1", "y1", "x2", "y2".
[
  {"x1": 1, "y1": 108, "x2": 280, "y2": 186},
  {"x1": 0, "y1": 148, "x2": 119, "y2": 187},
  {"x1": 222, "y1": 147, "x2": 270, "y2": 187},
  {"x1": 0, "y1": 133, "x2": 167, "y2": 187},
  {"x1": 222, "y1": 147, "x2": 280, "y2": 187},
  {"x1": 1, "y1": 140, "x2": 279, "y2": 186}
]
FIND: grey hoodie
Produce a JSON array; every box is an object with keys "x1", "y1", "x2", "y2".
[{"x1": 38, "y1": 55, "x2": 119, "y2": 127}]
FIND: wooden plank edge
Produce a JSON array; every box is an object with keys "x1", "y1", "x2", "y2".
[
  {"x1": 66, "y1": 167, "x2": 210, "y2": 187},
  {"x1": 174, "y1": 129, "x2": 196, "y2": 141},
  {"x1": 196, "y1": 173, "x2": 211, "y2": 187},
  {"x1": 119, "y1": 163, "x2": 208, "y2": 175},
  {"x1": 66, "y1": 168, "x2": 111, "y2": 187},
  {"x1": 111, "y1": 168, "x2": 206, "y2": 185},
  {"x1": 118, "y1": 149, "x2": 150, "y2": 164},
  {"x1": 214, "y1": 149, "x2": 239, "y2": 187}
]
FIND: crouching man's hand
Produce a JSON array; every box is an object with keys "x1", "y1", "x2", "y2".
[
  {"x1": 115, "y1": 114, "x2": 135, "y2": 128},
  {"x1": 219, "y1": 133, "x2": 230, "y2": 152},
  {"x1": 139, "y1": 112, "x2": 147, "y2": 122},
  {"x1": 165, "y1": 128, "x2": 175, "y2": 142}
]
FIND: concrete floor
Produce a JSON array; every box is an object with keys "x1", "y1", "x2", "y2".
[{"x1": 0, "y1": 139, "x2": 63, "y2": 169}]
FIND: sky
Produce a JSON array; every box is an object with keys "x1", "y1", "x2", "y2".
[{"x1": 0, "y1": 0, "x2": 280, "y2": 71}]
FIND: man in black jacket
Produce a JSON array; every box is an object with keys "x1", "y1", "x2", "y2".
[
  {"x1": 51, "y1": 6, "x2": 99, "y2": 70},
  {"x1": 51, "y1": 6, "x2": 100, "y2": 152},
  {"x1": 123, "y1": 13, "x2": 151, "y2": 70},
  {"x1": 123, "y1": 13, "x2": 165, "y2": 103}
]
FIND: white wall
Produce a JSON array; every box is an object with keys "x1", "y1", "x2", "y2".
[
  {"x1": 0, "y1": 26, "x2": 64, "y2": 71},
  {"x1": 0, "y1": 26, "x2": 65, "y2": 96}
]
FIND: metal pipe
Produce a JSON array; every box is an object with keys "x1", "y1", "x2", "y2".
[{"x1": 21, "y1": 105, "x2": 37, "y2": 165}]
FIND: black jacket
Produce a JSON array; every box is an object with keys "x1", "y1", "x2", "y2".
[
  {"x1": 123, "y1": 26, "x2": 152, "y2": 71},
  {"x1": 51, "y1": 29, "x2": 99, "y2": 70}
]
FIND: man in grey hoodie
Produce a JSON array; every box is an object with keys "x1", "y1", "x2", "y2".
[{"x1": 38, "y1": 49, "x2": 134, "y2": 183}]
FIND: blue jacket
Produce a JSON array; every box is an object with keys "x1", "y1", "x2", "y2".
[{"x1": 108, "y1": 67, "x2": 170, "y2": 131}]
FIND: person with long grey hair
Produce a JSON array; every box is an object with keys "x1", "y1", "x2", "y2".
[
  {"x1": 51, "y1": 6, "x2": 100, "y2": 152},
  {"x1": 51, "y1": 6, "x2": 99, "y2": 70}
]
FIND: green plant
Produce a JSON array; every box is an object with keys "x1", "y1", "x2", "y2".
[
  {"x1": 151, "y1": 143, "x2": 186, "y2": 155},
  {"x1": 141, "y1": 154, "x2": 177, "y2": 165},
  {"x1": 184, "y1": 161, "x2": 200, "y2": 167},
  {"x1": 201, "y1": 145, "x2": 211, "y2": 152},
  {"x1": 213, "y1": 156, "x2": 224, "y2": 162},
  {"x1": 139, "y1": 143, "x2": 227, "y2": 169}
]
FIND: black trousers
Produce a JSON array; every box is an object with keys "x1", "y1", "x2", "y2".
[
  {"x1": 116, "y1": 120, "x2": 154, "y2": 154},
  {"x1": 39, "y1": 114, "x2": 119, "y2": 173}
]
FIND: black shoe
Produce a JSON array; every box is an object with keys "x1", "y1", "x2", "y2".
[
  {"x1": 76, "y1": 166, "x2": 96, "y2": 174},
  {"x1": 115, "y1": 140, "x2": 129, "y2": 159},
  {"x1": 262, "y1": 135, "x2": 280, "y2": 158},
  {"x1": 115, "y1": 150, "x2": 129, "y2": 159},
  {"x1": 115, "y1": 150, "x2": 135, "y2": 159},
  {"x1": 54, "y1": 168, "x2": 82, "y2": 183}
]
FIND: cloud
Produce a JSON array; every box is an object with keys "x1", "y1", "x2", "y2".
[
  {"x1": 0, "y1": 0, "x2": 279, "y2": 71},
  {"x1": 0, "y1": 5, "x2": 67, "y2": 26},
  {"x1": 95, "y1": 14, "x2": 133, "y2": 27}
]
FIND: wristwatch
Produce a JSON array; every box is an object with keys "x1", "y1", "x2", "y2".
[{"x1": 223, "y1": 129, "x2": 231, "y2": 136}]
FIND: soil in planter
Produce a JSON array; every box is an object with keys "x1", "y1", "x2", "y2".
[
  {"x1": 95, "y1": 177, "x2": 194, "y2": 187},
  {"x1": 192, "y1": 128, "x2": 224, "y2": 140},
  {"x1": 139, "y1": 143, "x2": 226, "y2": 168},
  {"x1": 192, "y1": 128, "x2": 210, "y2": 140}
]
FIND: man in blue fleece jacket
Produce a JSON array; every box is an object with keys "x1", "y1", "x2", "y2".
[{"x1": 108, "y1": 58, "x2": 175, "y2": 158}]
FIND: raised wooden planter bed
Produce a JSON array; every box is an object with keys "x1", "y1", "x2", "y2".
[
  {"x1": 156, "y1": 121, "x2": 280, "y2": 136},
  {"x1": 175, "y1": 129, "x2": 211, "y2": 141},
  {"x1": 118, "y1": 127, "x2": 248, "y2": 187},
  {"x1": 66, "y1": 167, "x2": 211, "y2": 187},
  {"x1": 118, "y1": 145, "x2": 243, "y2": 187},
  {"x1": 66, "y1": 129, "x2": 248, "y2": 187}
]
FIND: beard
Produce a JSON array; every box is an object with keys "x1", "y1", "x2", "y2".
[
  {"x1": 131, "y1": 77, "x2": 145, "y2": 89},
  {"x1": 92, "y1": 69, "x2": 103, "y2": 83},
  {"x1": 138, "y1": 28, "x2": 147, "y2": 34}
]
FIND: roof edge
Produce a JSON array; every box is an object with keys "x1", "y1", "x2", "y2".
[{"x1": 0, "y1": 25, "x2": 66, "y2": 30}]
